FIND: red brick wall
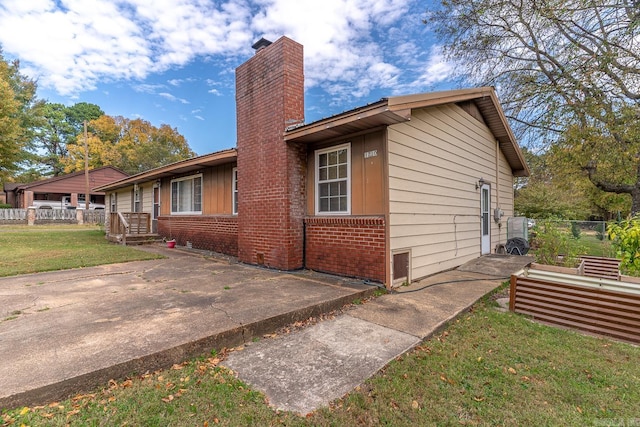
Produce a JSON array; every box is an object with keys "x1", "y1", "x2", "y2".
[
  {"x1": 305, "y1": 216, "x2": 386, "y2": 283},
  {"x1": 235, "y1": 37, "x2": 306, "y2": 270},
  {"x1": 158, "y1": 215, "x2": 238, "y2": 256}
]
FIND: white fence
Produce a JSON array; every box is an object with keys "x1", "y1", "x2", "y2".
[
  {"x1": 0, "y1": 209, "x2": 27, "y2": 222},
  {"x1": 0, "y1": 208, "x2": 105, "y2": 225},
  {"x1": 35, "y1": 209, "x2": 77, "y2": 221}
]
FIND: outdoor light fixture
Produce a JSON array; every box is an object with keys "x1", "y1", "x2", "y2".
[{"x1": 476, "y1": 177, "x2": 486, "y2": 189}]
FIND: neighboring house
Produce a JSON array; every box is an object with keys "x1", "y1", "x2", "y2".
[
  {"x1": 5, "y1": 166, "x2": 128, "y2": 209},
  {"x1": 96, "y1": 36, "x2": 529, "y2": 288}
]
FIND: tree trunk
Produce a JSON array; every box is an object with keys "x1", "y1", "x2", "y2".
[{"x1": 632, "y1": 188, "x2": 640, "y2": 216}]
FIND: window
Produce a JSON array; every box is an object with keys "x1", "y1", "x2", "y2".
[
  {"x1": 232, "y1": 167, "x2": 238, "y2": 215},
  {"x1": 110, "y1": 193, "x2": 117, "y2": 212},
  {"x1": 133, "y1": 186, "x2": 142, "y2": 212},
  {"x1": 171, "y1": 174, "x2": 202, "y2": 214},
  {"x1": 315, "y1": 143, "x2": 350, "y2": 214}
]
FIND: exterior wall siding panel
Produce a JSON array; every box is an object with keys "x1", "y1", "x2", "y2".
[{"x1": 388, "y1": 104, "x2": 515, "y2": 281}]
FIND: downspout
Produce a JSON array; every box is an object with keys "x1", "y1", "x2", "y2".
[{"x1": 496, "y1": 139, "x2": 502, "y2": 244}]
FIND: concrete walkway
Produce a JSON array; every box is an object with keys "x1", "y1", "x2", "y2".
[
  {"x1": 1, "y1": 247, "x2": 531, "y2": 413},
  {"x1": 222, "y1": 255, "x2": 533, "y2": 414},
  {"x1": 0, "y1": 246, "x2": 374, "y2": 409}
]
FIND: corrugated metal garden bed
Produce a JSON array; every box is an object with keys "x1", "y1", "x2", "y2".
[{"x1": 510, "y1": 259, "x2": 640, "y2": 344}]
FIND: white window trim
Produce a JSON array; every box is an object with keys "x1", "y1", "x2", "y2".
[
  {"x1": 170, "y1": 173, "x2": 203, "y2": 215},
  {"x1": 314, "y1": 142, "x2": 351, "y2": 215},
  {"x1": 109, "y1": 193, "x2": 117, "y2": 213},
  {"x1": 133, "y1": 186, "x2": 141, "y2": 212},
  {"x1": 232, "y1": 167, "x2": 238, "y2": 215}
]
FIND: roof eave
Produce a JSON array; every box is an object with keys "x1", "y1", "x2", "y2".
[
  {"x1": 94, "y1": 149, "x2": 238, "y2": 192},
  {"x1": 284, "y1": 100, "x2": 411, "y2": 143}
]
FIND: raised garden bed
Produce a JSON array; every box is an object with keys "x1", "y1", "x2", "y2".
[{"x1": 510, "y1": 258, "x2": 640, "y2": 344}]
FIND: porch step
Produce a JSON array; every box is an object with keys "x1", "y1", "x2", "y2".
[{"x1": 107, "y1": 233, "x2": 162, "y2": 245}]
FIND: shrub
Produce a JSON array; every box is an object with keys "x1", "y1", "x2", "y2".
[
  {"x1": 0, "y1": 203, "x2": 12, "y2": 209},
  {"x1": 570, "y1": 221, "x2": 581, "y2": 239},
  {"x1": 595, "y1": 222, "x2": 606, "y2": 241},
  {"x1": 608, "y1": 217, "x2": 640, "y2": 276},
  {"x1": 531, "y1": 220, "x2": 582, "y2": 267}
]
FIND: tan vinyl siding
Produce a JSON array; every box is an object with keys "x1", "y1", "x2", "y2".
[
  {"x1": 113, "y1": 189, "x2": 132, "y2": 214},
  {"x1": 140, "y1": 182, "x2": 153, "y2": 212},
  {"x1": 388, "y1": 104, "x2": 515, "y2": 280}
]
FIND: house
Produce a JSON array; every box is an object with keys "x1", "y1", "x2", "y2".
[
  {"x1": 5, "y1": 166, "x2": 129, "y2": 209},
  {"x1": 96, "y1": 36, "x2": 529, "y2": 288}
]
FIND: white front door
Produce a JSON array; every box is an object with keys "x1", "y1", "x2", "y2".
[{"x1": 481, "y1": 184, "x2": 491, "y2": 255}]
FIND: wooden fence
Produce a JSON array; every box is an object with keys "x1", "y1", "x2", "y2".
[{"x1": 510, "y1": 265, "x2": 640, "y2": 344}]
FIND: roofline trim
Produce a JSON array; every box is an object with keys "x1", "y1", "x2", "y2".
[{"x1": 94, "y1": 148, "x2": 238, "y2": 192}]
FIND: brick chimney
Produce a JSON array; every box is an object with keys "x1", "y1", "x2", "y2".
[{"x1": 235, "y1": 36, "x2": 306, "y2": 269}]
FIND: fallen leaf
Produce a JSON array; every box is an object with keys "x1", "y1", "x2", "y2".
[
  {"x1": 162, "y1": 395, "x2": 174, "y2": 403},
  {"x1": 121, "y1": 379, "x2": 133, "y2": 388},
  {"x1": 171, "y1": 364, "x2": 184, "y2": 370},
  {"x1": 411, "y1": 400, "x2": 420, "y2": 410},
  {"x1": 577, "y1": 406, "x2": 582, "y2": 413},
  {"x1": 473, "y1": 396, "x2": 485, "y2": 402},
  {"x1": 19, "y1": 407, "x2": 30, "y2": 416},
  {"x1": 477, "y1": 357, "x2": 482, "y2": 362},
  {"x1": 508, "y1": 367, "x2": 517, "y2": 375}
]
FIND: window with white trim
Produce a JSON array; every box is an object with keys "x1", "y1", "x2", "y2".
[
  {"x1": 133, "y1": 186, "x2": 142, "y2": 212},
  {"x1": 232, "y1": 167, "x2": 238, "y2": 215},
  {"x1": 315, "y1": 143, "x2": 350, "y2": 214},
  {"x1": 109, "y1": 193, "x2": 117, "y2": 212},
  {"x1": 171, "y1": 174, "x2": 202, "y2": 214}
]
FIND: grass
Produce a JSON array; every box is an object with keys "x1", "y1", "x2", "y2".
[
  {"x1": 3, "y1": 294, "x2": 639, "y2": 426},
  {"x1": 0, "y1": 225, "x2": 163, "y2": 277},
  {"x1": 570, "y1": 232, "x2": 616, "y2": 258}
]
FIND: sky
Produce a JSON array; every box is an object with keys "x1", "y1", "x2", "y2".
[{"x1": 0, "y1": 0, "x2": 455, "y2": 156}]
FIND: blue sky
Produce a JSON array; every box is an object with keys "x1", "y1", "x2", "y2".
[{"x1": 0, "y1": 0, "x2": 455, "y2": 156}]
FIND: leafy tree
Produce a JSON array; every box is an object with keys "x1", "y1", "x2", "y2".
[
  {"x1": 426, "y1": 1, "x2": 640, "y2": 213},
  {"x1": 32, "y1": 102, "x2": 104, "y2": 176},
  {"x1": 64, "y1": 116, "x2": 194, "y2": 175},
  {"x1": 608, "y1": 216, "x2": 640, "y2": 275},
  {"x1": 0, "y1": 49, "x2": 40, "y2": 181}
]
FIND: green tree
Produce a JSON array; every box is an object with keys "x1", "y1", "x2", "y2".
[
  {"x1": 0, "y1": 49, "x2": 40, "y2": 181},
  {"x1": 32, "y1": 102, "x2": 104, "y2": 176},
  {"x1": 426, "y1": 1, "x2": 640, "y2": 213},
  {"x1": 63, "y1": 116, "x2": 194, "y2": 175}
]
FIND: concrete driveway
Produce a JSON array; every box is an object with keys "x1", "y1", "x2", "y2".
[{"x1": 0, "y1": 245, "x2": 373, "y2": 408}]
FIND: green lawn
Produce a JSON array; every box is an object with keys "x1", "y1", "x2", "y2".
[
  {"x1": 4, "y1": 292, "x2": 639, "y2": 426},
  {"x1": 0, "y1": 225, "x2": 162, "y2": 277},
  {"x1": 570, "y1": 232, "x2": 616, "y2": 258}
]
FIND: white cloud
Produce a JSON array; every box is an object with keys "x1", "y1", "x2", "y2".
[
  {"x1": 195, "y1": 115, "x2": 205, "y2": 121},
  {"x1": 159, "y1": 92, "x2": 190, "y2": 104},
  {"x1": 0, "y1": 0, "x2": 451, "y2": 102},
  {"x1": 133, "y1": 83, "x2": 165, "y2": 93},
  {"x1": 251, "y1": 0, "x2": 422, "y2": 98}
]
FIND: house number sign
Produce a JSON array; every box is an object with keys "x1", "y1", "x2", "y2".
[{"x1": 364, "y1": 150, "x2": 378, "y2": 159}]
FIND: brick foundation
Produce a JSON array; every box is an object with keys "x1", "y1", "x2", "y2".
[
  {"x1": 158, "y1": 215, "x2": 238, "y2": 256},
  {"x1": 304, "y1": 216, "x2": 386, "y2": 283}
]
